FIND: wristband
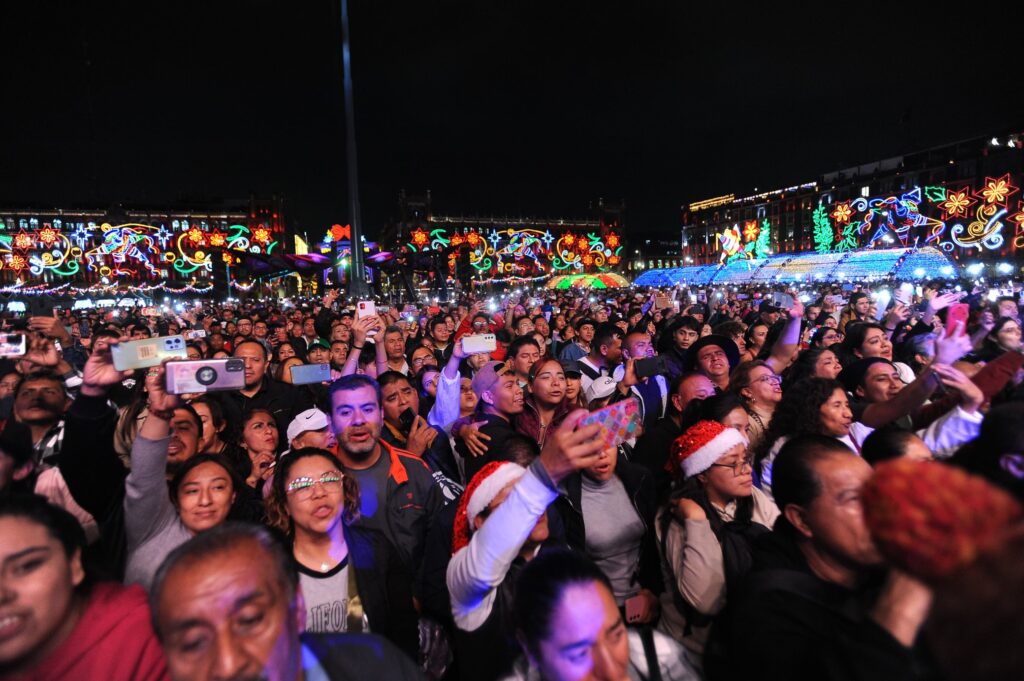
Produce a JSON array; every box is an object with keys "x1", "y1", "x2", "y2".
[{"x1": 352, "y1": 344, "x2": 364, "y2": 350}]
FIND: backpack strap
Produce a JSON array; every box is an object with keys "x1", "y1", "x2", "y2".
[
  {"x1": 657, "y1": 510, "x2": 713, "y2": 633},
  {"x1": 638, "y1": 626, "x2": 664, "y2": 681}
]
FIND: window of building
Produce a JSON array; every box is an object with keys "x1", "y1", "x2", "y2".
[{"x1": 860, "y1": 185, "x2": 871, "y2": 198}]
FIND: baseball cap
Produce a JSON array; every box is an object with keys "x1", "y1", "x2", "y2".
[
  {"x1": 559, "y1": 359, "x2": 583, "y2": 378},
  {"x1": 471, "y1": 360, "x2": 514, "y2": 397},
  {"x1": 286, "y1": 408, "x2": 330, "y2": 443},
  {"x1": 308, "y1": 339, "x2": 330, "y2": 351},
  {"x1": 584, "y1": 376, "x2": 618, "y2": 404}
]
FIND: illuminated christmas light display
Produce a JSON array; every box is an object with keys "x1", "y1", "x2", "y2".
[
  {"x1": 796, "y1": 177, "x2": 1024, "y2": 255},
  {"x1": 402, "y1": 225, "x2": 622, "y2": 278},
  {"x1": 635, "y1": 246, "x2": 958, "y2": 287},
  {"x1": 716, "y1": 220, "x2": 773, "y2": 262},
  {"x1": 0, "y1": 214, "x2": 283, "y2": 284}
]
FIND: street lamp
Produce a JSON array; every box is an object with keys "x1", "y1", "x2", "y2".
[{"x1": 339, "y1": 0, "x2": 369, "y2": 298}]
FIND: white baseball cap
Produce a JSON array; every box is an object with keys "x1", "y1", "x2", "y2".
[
  {"x1": 286, "y1": 408, "x2": 330, "y2": 443},
  {"x1": 584, "y1": 376, "x2": 618, "y2": 404}
]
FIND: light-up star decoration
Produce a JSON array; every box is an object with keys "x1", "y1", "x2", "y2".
[
  {"x1": 13, "y1": 232, "x2": 33, "y2": 251},
  {"x1": 252, "y1": 227, "x2": 272, "y2": 245},
  {"x1": 410, "y1": 228, "x2": 429, "y2": 248},
  {"x1": 742, "y1": 221, "x2": 760, "y2": 242},
  {"x1": 940, "y1": 187, "x2": 975, "y2": 218},
  {"x1": 488, "y1": 230, "x2": 501, "y2": 250},
  {"x1": 68, "y1": 224, "x2": 91, "y2": 248},
  {"x1": 979, "y1": 174, "x2": 1019, "y2": 207},
  {"x1": 831, "y1": 203, "x2": 853, "y2": 224},
  {"x1": 541, "y1": 230, "x2": 555, "y2": 248},
  {"x1": 186, "y1": 226, "x2": 206, "y2": 246},
  {"x1": 154, "y1": 226, "x2": 172, "y2": 249},
  {"x1": 38, "y1": 226, "x2": 59, "y2": 247}
]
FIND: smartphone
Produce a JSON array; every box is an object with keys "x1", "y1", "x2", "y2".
[
  {"x1": 634, "y1": 356, "x2": 669, "y2": 381},
  {"x1": 577, "y1": 398, "x2": 641, "y2": 450},
  {"x1": 289, "y1": 363, "x2": 332, "y2": 385},
  {"x1": 895, "y1": 283, "x2": 914, "y2": 306},
  {"x1": 166, "y1": 358, "x2": 246, "y2": 394},
  {"x1": 111, "y1": 335, "x2": 188, "y2": 371},
  {"x1": 461, "y1": 333, "x2": 497, "y2": 354},
  {"x1": 0, "y1": 334, "x2": 26, "y2": 357},
  {"x1": 770, "y1": 292, "x2": 794, "y2": 309},
  {"x1": 356, "y1": 301, "x2": 376, "y2": 319},
  {"x1": 946, "y1": 303, "x2": 969, "y2": 336},
  {"x1": 624, "y1": 594, "x2": 645, "y2": 624},
  {"x1": 873, "y1": 290, "x2": 891, "y2": 320},
  {"x1": 141, "y1": 307, "x2": 159, "y2": 317},
  {"x1": 185, "y1": 329, "x2": 207, "y2": 340},
  {"x1": 399, "y1": 407, "x2": 416, "y2": 432}
]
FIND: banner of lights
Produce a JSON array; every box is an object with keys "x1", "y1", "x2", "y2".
[
  {"x1": 813, "y1": 175, "x2": 1022, "y2": 255},
  {"x1": 405, "y1": 226, "x2": 623, "y2": 278},
  {"x1": 0, "y1": 217, "x2": 281, "y2": 281}
]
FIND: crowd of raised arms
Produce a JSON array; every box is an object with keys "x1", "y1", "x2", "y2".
[{"x1": 2, "y1": 280, "x2": 1023, "y2": 681}]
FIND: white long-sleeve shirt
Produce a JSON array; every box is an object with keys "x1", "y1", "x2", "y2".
[{"x1": 447, "y1": 461, "x2": 557, "y2": 632}]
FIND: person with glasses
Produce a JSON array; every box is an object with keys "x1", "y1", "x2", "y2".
[
  {"x1": 265, "y1": 447, "x2": 365, "y2": 633},
  {"x1": 655, "y1": 420, "x2": 779, "y2": 658},
  {"x1": 811, "y1": 325, "x2": 843, "y2": 348},
  {"x1": 728, "y1": 360, "x2": 784, "y2": 451}
]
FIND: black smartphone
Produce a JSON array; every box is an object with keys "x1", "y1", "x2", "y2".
[
  {"x1": 634, "y1": 356, "x2": 669, "y2": 380},
  {"x1": 399, "y1": 407, "x2": 416, "y2": 432}
]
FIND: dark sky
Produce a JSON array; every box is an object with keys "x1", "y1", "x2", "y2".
[{"x1": 2, "y1": 1, "x2": 1022, "y2": 240}]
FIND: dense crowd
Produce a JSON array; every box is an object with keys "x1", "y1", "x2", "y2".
[{"x1": 1, "y1": 280, "x2": 1023, "y2": 681}]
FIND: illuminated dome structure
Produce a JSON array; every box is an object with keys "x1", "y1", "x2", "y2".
[{"x1": 633, "y1": 247, "x2": 958, "y2": 287}]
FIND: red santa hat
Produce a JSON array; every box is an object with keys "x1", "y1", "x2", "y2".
[
  {"x1": 670, "y1": 420, "x2": 748, "y2": 478},
  {"x1": 451, "y1": 461, "x2": 527, "y2": 555}
]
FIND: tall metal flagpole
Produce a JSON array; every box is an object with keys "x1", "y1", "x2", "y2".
[{"x1": 340, "y1": 0, "x2": 369, "y2": 298}]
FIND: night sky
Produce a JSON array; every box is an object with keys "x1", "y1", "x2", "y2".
[{"x1": 2, "y1": 1, "x2": 1022, "y2": 240}]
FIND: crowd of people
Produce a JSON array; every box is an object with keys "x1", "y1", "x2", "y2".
[{"x1": 1, "y1": 279, "x2": 1023, "y2": 680}]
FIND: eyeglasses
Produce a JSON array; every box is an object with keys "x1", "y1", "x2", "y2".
[
  {"x1": 752, "y1": 374, "x2": 782, "y2": 385},
  {"x1": 710, "y1": 457, "x2": 753, "y2": 476},
  {"x1": 286, "y1": 471, "x2": 343, "y2": 499}
]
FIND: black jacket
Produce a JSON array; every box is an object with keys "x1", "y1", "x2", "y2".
[
  {"x1": 455, "y1": 412, "x2": 519, "y2": 482},
  {"x1": 221, "y1": 375, "x2": 314, "y2": 450},
  {"x1": 705, "y1": 520, "x2": 934, "y2": 681},
  {"x1": 342, "y1": 523, "x2": 422, "y2": 660},
  {"x1": 301, "y1": 631, "x2": 423, "y2": 680},
  {"x1": 59, "y1": 393, "x2": 128, "y2": 580},
  {"x1": 556, "y1": 457, "x2": 664, "y2": 597},
  {"x1": 632, "y1": 415, "x2": 682, "y2": 504}
]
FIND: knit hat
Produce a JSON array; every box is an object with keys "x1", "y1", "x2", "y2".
[
  {"x1": 451, "y1": 461, "x2": 526, "y2": 555},
  {"x1": 863, "y1": 458, "x2": 1023, "y2": 582},
  {"x1": 671, "y1": 420, "x2": 748, "y2": 478}
]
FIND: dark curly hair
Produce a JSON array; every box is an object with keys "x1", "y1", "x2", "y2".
[
  {"x1": 753, "y1": 377, "x2": 845, "y2": 473},
  {"x1": 784, "y1": 346, "x2": 841, "y2": 386},
  {"x1": 265, "y1": 447, "x2": 360, "y2": 535}
]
